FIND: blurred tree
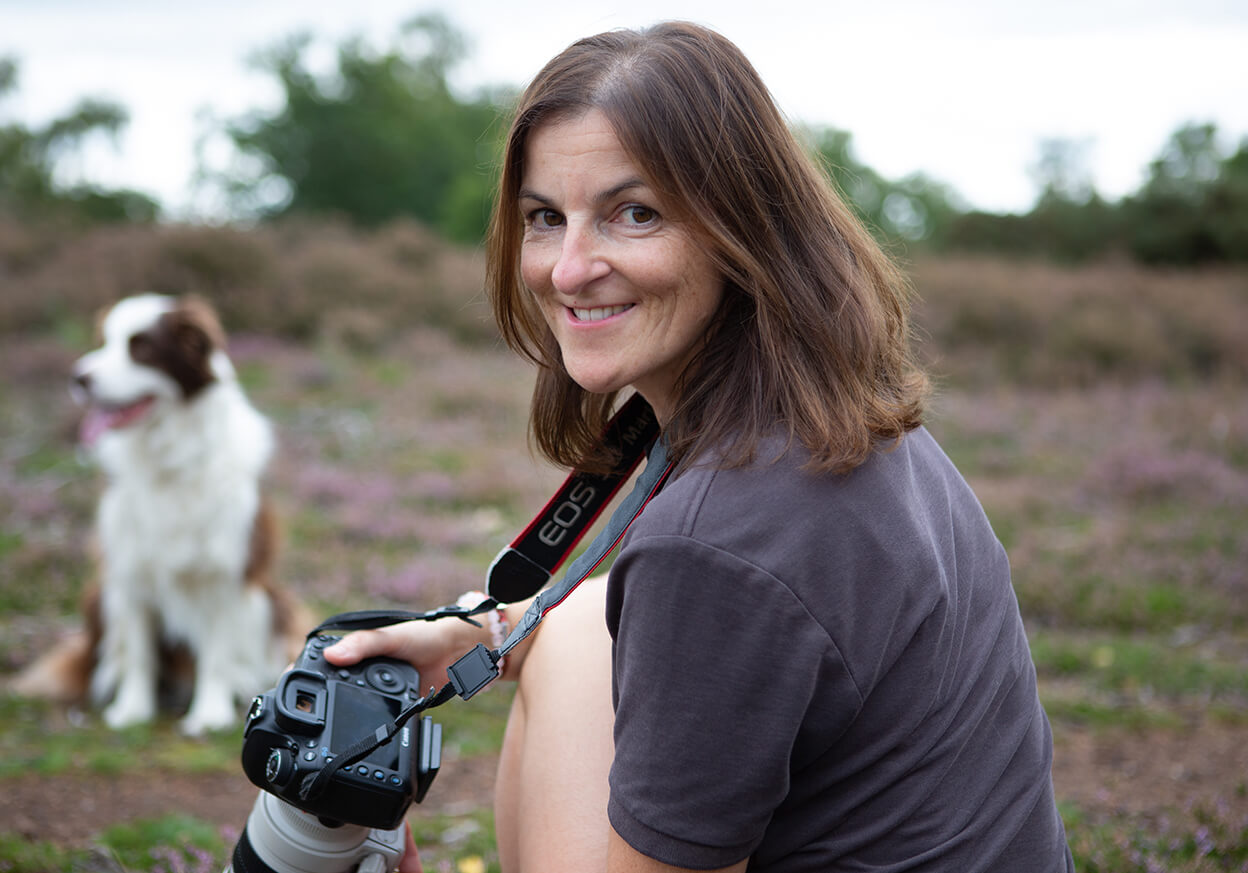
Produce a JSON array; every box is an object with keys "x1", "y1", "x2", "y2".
[
  {"x1": 1209, "y1": 140, "x2": 1248, "y2": 259},
  {"x1": 1121, "y1": 122, "x2": 1247, "y2": 263},
  {"x1": 0, "y1": 56, "x2": 159, "y2": 223},
  {"x1": 938, "y1": 122, "x2": 1248, "y2": 265},
  {"x1": 218, "y1": 14, "x2": 505, "y2": 244},
  {"x1": 1026, "y1": 138, "x2": 1120, "y2": 261},
  {"x1": 806, "y1": 126, "x2": 961, "y2": 244},
  {"x1": 1029, "y1": 137, "x2": 1096, "y2": 205},
  {"x1": 1147, "y1": 122, "x2": 1223, "y2": 188}
]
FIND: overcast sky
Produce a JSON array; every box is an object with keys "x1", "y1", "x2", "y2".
[{"x1": 4, "y1": 0, "x2": 1247, "y2": 220}]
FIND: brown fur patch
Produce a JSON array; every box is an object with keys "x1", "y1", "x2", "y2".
[
  {"x1": 174, "y1": 295, "x2": 227, "y2": 352},
  {"x1": 143, "y1": 297, "x2": 223, "y2": 400},
  {"x1": 244, "y1": 497, "x2": 315, "y2": 662},
  {"x1": 9, "y1": 583, "x2": 101, "y2": 701}
]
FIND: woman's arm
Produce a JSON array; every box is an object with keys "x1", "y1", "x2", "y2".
[{"x1": 608, "y1": 829, "x2": 747, "y2": 873}]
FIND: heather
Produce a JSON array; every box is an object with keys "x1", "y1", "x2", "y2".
[
  {"x1": 0, "y1": 217, "x2": 495, "y2": 346},
  {"x1": 1, "y1": 221, "x2": 1246, "y2": 872}
]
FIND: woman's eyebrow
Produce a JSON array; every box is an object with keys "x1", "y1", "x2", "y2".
[
  {"x1": 518, "y1": 178, "x2": 648, "y2": 207},
  {"x1": 517, "y1": 188, "x2": 552, "y2": 206},
  {"x1": 596, "y1": 178, "x2": 646, "y2": 204}
]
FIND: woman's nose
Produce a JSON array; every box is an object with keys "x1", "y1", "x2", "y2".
[{"x1": 550, "y1": 224, "x2": 609, "y2": 294}]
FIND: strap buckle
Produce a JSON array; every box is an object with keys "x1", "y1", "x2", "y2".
[{"x1": 447, "y1": 643, "x2": 501, "y2": 700}]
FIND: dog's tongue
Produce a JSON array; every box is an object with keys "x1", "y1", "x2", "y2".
[{"x1": 79, "y1": 398, "x2": 156, "y2": 447}]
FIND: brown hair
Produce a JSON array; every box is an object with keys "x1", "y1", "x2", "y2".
[{"x1": 486, "y1": 21, "x2": 929, "y2": 474}]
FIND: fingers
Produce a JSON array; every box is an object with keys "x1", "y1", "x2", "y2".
[
  {"x1": 321, "y1": 617, "x2": 483, "y2": 684},
  {"x1": 323, "y1": 628, "x2": 398, "y2": 666},
  {"x1": 399, "y1": 822, "x2": 423, "y2": 873}
]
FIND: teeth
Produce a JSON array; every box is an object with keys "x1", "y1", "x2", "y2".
[{"x1": 573, "y1": 304, "x2": 632, "y2": 322}]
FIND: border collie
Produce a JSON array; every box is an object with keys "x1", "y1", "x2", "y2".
[{"x1": 14, "y1": 293, "x2": 309, "y2": 735}]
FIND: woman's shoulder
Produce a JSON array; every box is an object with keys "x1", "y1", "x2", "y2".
[
  {"x1": 625, "y1": 425, "x2": 1002, "y2": 623},
  {"x1": 642, "y1": 426, "x2": 959, "y2": 536}
]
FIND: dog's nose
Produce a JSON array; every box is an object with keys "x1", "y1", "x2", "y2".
[{"x1": 74, "y1": 372, "x2": 92, "y2": 393}]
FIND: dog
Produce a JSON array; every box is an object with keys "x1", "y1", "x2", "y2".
[{"x1": 13, "y1": 293, "x2": 310, "y2": 735}]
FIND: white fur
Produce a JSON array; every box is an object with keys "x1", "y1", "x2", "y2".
[{"x1": 76, "y1": 294, "x2": 287, "y2": 735}]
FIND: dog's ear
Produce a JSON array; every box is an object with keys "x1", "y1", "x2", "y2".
[
  {"x1": 169, "y1": 314, "x2": 213, "y2": 365},
  {"x1": 174, "y1": 295, "x2": 227, "y2": 353},
  {"x1": 155, "y1": 298, "x2": 225, "y2": 399}
]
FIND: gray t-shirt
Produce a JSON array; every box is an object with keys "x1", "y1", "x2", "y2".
[{"x1": 605, "y1": 427, "x2": 1073, "y2": 872}]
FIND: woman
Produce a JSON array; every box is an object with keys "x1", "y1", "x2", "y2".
[{"x1": 327, "y1": 21, "x2": 1074, "y2": 873}]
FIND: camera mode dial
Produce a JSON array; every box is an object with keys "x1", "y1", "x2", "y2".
[{"x1": 265, "y1": 748, "x2": 295, "y2": 788}]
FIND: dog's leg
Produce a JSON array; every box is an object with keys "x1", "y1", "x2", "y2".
[
  {"x1": 99, "y1": 606, "x2": 159, "y2": 729},
  {"x1": 180, "y1": 675, "x2": 237, "y2": 736},
  {"x1": 94, "y1": 493, "x2": 162, "y2": 729},
  {"x1": 179, "y1": 582, "x2": 250, "y2": 736},
  {"x1": 180, "y1": 583, "x2": 284, "y2": 736},
  {"x1": 180, "y1": 641, "x2": 238, "y2": 736}
]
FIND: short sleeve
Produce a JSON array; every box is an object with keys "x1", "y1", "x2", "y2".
[{"x1": 606, "y1": 533, "x2": 859, "y2": 869}]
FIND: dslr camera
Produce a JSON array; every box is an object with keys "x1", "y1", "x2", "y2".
[{"x1": 227, "y1": 633, "x2": 442, "y2": 873}]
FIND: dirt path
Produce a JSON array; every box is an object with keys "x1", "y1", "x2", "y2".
[{"x1": 1050, "y1": 719, "x2": 1248, "y2": 822}]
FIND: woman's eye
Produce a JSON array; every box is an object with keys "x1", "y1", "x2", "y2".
[
  {"x1": 622, "y1": 205, "x2": 657, "y2": 224},
  {"x1": 530, "y1": 208, "x2": 564, "y2": 228}
]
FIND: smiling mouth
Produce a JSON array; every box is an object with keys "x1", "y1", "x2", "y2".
[{"x1": 571, "y1": 304, "x2": 634, "y2": 323}]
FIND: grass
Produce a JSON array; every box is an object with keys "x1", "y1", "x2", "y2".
[
  {"x1": 2, "y1": 235, "x2": 1247, "y2": 871},
  {"x1": 1031, "y1": 633, "x2": 1248, "y2": 703},
  {"x1": 0, "y1": 835, "x2": 90, "y2": 873},
  {"x1": 1061, "y1": 799, "x2": 1248, "y2": 873},
  {"x1": 0, "y1": 696, "x2": 242, "y2": 779},
  {"x1": 0, "y1": 811, "x2": 507, "y2": 873},
  {"x1": 98, "y1": 817, "x2": 226, "y2": 873},
  {"x1": 412, "y1": 809, "x2": 503, "y2": 873}
]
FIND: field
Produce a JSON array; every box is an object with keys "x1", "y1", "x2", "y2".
[{"x1": 1, "y1": 220, "x2": 1246, "y2": 872}]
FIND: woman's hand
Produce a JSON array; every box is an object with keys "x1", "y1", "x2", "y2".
[
  {"x1": 323, "y1": 595, "x2": 538, "y2": 685},
  {"x1": 322, "y1": 615, "x2": 487, "y2": 691}
]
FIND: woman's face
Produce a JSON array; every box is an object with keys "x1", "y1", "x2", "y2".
[{"x1": 518, "y1": 110, "x2": 723, "y2": 424}]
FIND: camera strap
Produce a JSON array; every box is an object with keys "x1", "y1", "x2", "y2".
[
  {"x1": 486, "y1": 391, "x2": 662, "y2": 603},
  {"x1": 296, "y1": 395, "x2": 673, "y2": 803},
  {"x1": 492, "y1": 431, "x2": 670, "y2": 656}
]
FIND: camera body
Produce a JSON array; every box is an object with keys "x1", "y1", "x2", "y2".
[{"x1": 241, "y1": 633, "x2": 441, "y2": 830}]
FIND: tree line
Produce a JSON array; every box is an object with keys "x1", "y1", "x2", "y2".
[
  {"x1": 0, "y1": 58, "x2": 158, "y2": 224},
  {"x1": 2, "y1": 15, "x2": 1245, "y2": 266},
  {"x1": 934, "y1": 124, "x2": 1248, "y2": 265}
]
